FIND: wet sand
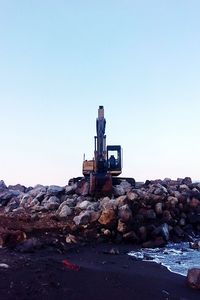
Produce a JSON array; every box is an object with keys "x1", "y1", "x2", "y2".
[{"x1": 0, "y1": 242, "x2": 199, "y2": 300}]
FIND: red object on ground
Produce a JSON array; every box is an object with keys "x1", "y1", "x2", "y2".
[{"x1": 62, "y1": 259, "x2": 80, "y2": 271}]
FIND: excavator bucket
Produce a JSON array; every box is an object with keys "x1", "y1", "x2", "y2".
[{"x1": 89, "y1": 173, "x2": 112, "y2": 198}]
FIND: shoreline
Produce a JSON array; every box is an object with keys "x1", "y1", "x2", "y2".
[{"x1": 0, "y1": 242, "x2": 199, "y2": 300}]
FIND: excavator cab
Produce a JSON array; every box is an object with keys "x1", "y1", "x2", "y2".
[{"x1": 107, "y1": 145, "x2": 122, "y2": 176}]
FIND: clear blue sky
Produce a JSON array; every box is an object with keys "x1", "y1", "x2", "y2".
[{"x1": 0, "y1": 0, "x2": 200, "y2": 186}]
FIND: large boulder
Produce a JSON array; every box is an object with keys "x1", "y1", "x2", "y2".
[
  {"x1": 152, "y1": 223, "x2": 169, "y2": 241},
  {"x1": 113, "y1": 185, "x2": 125, "y2": 197},
  {"x1": 58, "y1": 205, "x2": 72, "y2": 218},
  {"x1": 187, "y1": 268, "x2": 200, "y2": 289},
  {"x1": 127, "y1": 191, "x2": 139, "y2": 201},
  {"x1": 119, "y1": 181, "x2": 132, "y2": 193},
  {"x1": 65, "y1": 184, "x2": 77, "y2": 195},
  {"x1": 179, "y1": 184, "x2": 190, "y2": 192},
  {"x1": 19, "y1": 194, "x2": 33, "y2": 207},
  {"x1": 29, "y1": 185, "x2": 47, "y2": 198},
  {"x1": 182, "y1": 177, "x2": 192, "y2": 185},
  {"x1": 153, "y1": 184, "x2": 168, "y2": 195},
  {"x1": 167, "y1": 196, "x2": 178, "y2": 207},
  {"x1": 73, "y1": 211, "x2": 91, "y2": 226},
  {"x1": 117, "y1": 219, "x2": 129, "y2": 233},
  {"x1": 118, "y1": 204, "x2": 133, "y2": 223},
  {"x1": 98, "y1": 208, "x2": 116, "y2": 226},
  {"x1": 0, "y1": 191, "x2": 14, "y2": 206},
  {"x1": 57, "y1": 199, "x2": 75, "y2": 212},
  {"x1": 115, "y1": 195, "x2": 128, "y2": 207},
  {"x1": 99, "y1": 197, "x2": 117, "y2": 210},
  {"x1": 8, "y1": 184, "x2": 26, "y2": 193},
  {"x1": 76, "y1": 200, "x2": 91, "y2": 210},
  {"x1": 47, "y1": 185, "x2": 64, "y2": 196},
  {"x1": 44, "y1": 196, "x2": 60, "y2": 210},
  {"x1": 4, "y1": 198, "x2": 19, "y2": 213}
]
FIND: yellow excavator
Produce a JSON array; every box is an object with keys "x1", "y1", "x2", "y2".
[{"x1": 69, "y1": 106, "x2": 135, "y2": 196}]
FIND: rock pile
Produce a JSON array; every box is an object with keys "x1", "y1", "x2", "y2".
[{"x1": 0, "y1": 177, "x2": 200, "y2": 247}]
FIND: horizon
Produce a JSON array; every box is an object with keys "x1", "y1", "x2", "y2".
[{"x1": 0, "y1": 1, "x2": 200, "y2": 187}]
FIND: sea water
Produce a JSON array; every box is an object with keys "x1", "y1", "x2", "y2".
[{"x1": 128, "y1": 240, "x2": 200, "y2": 276}]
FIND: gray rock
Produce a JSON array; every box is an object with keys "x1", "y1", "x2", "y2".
[
  {"x1": 4, "y1": 198, "x2": 19, "y2": 213},
  {"x1": 113, "y1": 185, "x2": 125, "y2": 197},
  {"x1": 76, "y1": 200, "x2": 91, "y2": 210},
  {"x1": 153, "y1": 223, "x2": 169, "y2": 241},
  {"x1": 65, "y1": 184, "x2": 77, "y2": 195},
  {"x1": 115, "y1": 195, "x2": 128, "y2": 207},
  {"x1": 7, "y1": 189, "x2": 21, "y2": 197},
  {"x1": 127, "y1": 191, "x2": 139, "y2": 201},
  {"x1": 58, "y1": 199, "x2": 76, "y2": 212},
  {"x1": 60, "y1": 196, "x2": 78, "y2": 207},
  {"x1": 119, "y1": 181, "x2": 132, "y2": 193},
  {"x1": 154, "y1": 184, "x2": 168, "y2": 195},
  {"x1": 99, "y1": 196, "x2": 111, "y2": 208},
  {"x1": 0, "y1": 191, "x2": 14, "y2": 206},
  {"x1": 87, "y1": 202, "x2": 99, "y2": 211},
  {"x1": 29, "y1": 185, "x2": 47, "y2": 198},
  {"x1": 182, "y1": 177, "x2": 192, "y2": 185},
  {"x1": 73, "y1": 211, "x2": 91, "y2": 226},
  {"x1": 179, "y1": 184, "x2": 190, "y2": 192},
  {"x1": 13, "y1": 207, "x2": 25, "y2": 213},
  {"x1": 167, "y1": 196, "x2": 178, "y2": 206},
  {"x1": 35, "y1": 191, "x2": 46, "y2": 202},
  {"x1": 58, "y1": 205, "x2": 72, "y2": 218},
  {"x1": 47, "y1": 185, "x2": 64, "y2": 196},
  {"x1": 44, "y1": 196, "x2": 60, "y2": 210},
  {"x1": 163, "y1": 178, "x2": 171, "y2": 184},
  {"x1": 8, "y1": 184, "x2": 26, "y2": 193},
  {"x1": 20, "y1": 194, "x2": 32, "y2": 207},
  {"x1": 30, "y1": 199, "x2": 40, "y2": 207},
  {"x1": 118, "y1": 204, "x2": 133, "y2": 223}
]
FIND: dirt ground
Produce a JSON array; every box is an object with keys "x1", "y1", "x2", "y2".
[{"x1": 0, "y1": 212, "x2": 199, "y2": 300}]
